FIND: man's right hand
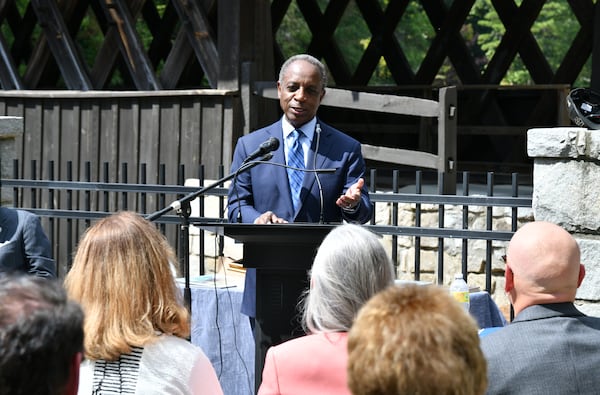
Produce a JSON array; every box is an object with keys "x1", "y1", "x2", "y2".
[{"x1": 254, "y1": 211, "x2": 288, "y2": 224}]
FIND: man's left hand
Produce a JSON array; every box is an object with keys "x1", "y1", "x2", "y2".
[{"x1": 336, "y1": 178, "x2": 364, "y2": 210}]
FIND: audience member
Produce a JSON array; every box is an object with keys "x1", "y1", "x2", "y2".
[
  {"x1": 481, "y1": 221, "x2": 600, "y2": 394},
  {"x1": 0, "y1": 206, "x2": 55, "y2": 277},
  {"x1": 0, "y1": 274, "x2": 83, "y2": 395},
  {"x1": 64, "y1": 211, "x2": 223, "y2": 395},
  {"x1": 347, "y1": 284, "x2": 487, "y2": 395},
  {"x1": 257, "y1": 224, "x2": 394, "y2": 394}
]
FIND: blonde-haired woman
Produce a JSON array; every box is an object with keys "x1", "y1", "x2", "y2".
[{"x1": 64, "y1": 211, "x2": 223, "y2": 395}]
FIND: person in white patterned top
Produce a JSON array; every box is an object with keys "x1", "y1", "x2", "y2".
[{"x1": 64, "y1": 211, "x2": 223, "y2": 395}]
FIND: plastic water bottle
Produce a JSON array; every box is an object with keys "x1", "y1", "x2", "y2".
[{"x1": 450, "y1": 273, "x2": 470, "y2": 311}]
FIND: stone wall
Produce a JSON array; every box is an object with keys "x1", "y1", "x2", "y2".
[
  {"x1": 0, "y1": 116, "x2": 23, "y2": 205},
  {"x1": 372, "y1": 200, "x2": 533, "y2": 312},
  {"x1": 528, "y1": 127, "x2": 600, "y2": 316}
]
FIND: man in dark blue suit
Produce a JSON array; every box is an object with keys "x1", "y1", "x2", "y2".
[
  {"x1": 0, "y1": 207, "x2": 55, "y2": 278},
  {"x1": 227, "y1": 54, "x2": 372, "y2": 321}
]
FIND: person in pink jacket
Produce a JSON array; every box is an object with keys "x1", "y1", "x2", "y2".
[{"x1": 257, "y1": 224, "x2": 395, "y2": 394}]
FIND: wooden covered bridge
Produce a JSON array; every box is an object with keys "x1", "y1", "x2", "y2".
[{"x1": 0, "y1": 0, "x2": 597, "y2": 198}]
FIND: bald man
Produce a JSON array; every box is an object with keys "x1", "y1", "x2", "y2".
[{"x1": 481, "y1": 221, "x2": 600, "y2": 395}]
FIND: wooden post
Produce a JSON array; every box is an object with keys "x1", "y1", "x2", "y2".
[
  {"x1": 0, "y1": 116, "x2": 23, "y2": 205},
  {"x1": 593, "y1": 2, "x2": 600, "y2": 92},
  {"x1": 438, "y1": 86, "x2": 457, "y2": 194}
]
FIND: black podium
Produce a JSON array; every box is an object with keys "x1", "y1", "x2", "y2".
[{"x1": 200, "y1": 223, "x2": 337, "y2": 392}]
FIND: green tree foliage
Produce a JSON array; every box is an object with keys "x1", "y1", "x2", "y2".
[
  {"x1": 0, "y1": 0, "x2": 593, "y2": 88},
  {"x1": 276, "y1": 0, "x2": 591, "y2": 87},
  {"x1": 475, "y1": 0, "x2": 590, "y2": 86}
]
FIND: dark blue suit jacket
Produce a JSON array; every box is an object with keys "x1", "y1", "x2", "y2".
[
  {"x1": 228, "y1": 119, "x2": 372, "y2": 316},
  {"x1": 0, "y1": 207, "x2": 56, "y2": 278}
]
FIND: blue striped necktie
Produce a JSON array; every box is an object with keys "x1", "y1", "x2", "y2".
[{"x1": 287, "y1": 129, "x2": 305, "y2": 211}]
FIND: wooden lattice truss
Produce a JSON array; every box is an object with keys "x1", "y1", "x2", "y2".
[{"x1": 0, "y1": 0, "x2": 594, "y2": 92}]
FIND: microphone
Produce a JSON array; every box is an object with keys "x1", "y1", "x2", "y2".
[
  {"x1": 314, "y1": 123, "x2": 325, "y2": 223},
  {"x1": 242, "y1": 137, "x2": 280, "y2": 164},
  {"x1": 234, "y1": 152, "x2": 275, "y2": 223}
]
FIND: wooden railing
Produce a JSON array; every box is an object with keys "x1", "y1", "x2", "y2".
[{"x1": 249, "y1": 81, "x2": 457, "y2": 193}]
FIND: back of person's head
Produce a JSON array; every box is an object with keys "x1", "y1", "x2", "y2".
[
  {"x1": 347, "y1": 284, "x2": 487, "y2": 395},
  {"x1": 505, "y1": 221, "x2": 584, "y2": 313},
  {"x1": 302, "y1": 224, "x2": 394, "y2": 333},
  {"x1": 64, "y1": 211, "x2": 190, "y2": 361},
  {"x1": 0, "y1": 274, "x2": 84, "y2": 395}
]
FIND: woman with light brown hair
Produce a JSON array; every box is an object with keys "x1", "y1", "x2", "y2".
[
  {"x1": 64, "y1": 211, "x2": 222, "y2": 395},
  {"x1": 347, "y1": 284, "x2": 487, "y2": 395}
]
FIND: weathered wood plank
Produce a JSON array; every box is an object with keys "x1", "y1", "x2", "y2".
[
  {"x1": 159, "y1": 97, "x2": 181, "y2": 194},
  {"x1": 99, "y1": 100, "x2": 119, "y2": 212},
  {"x1": 78, "y1": 100, "x2": 101, "y2": 211},
  {"x1": 217, "y1": 0, "x2": 239, "y2": 90},
  {"x1": 138, "y1": 101, "x2": 161, "y2": 212},
  {"x1": 180, "y1": 98, "x2": 202, "y2": 172},
  {"x1": 117, "y1": 98, "x2": 138, "y2": 210},
  {"x1": 0, "y1": 89, "x2": 235, "y2": 98},
  {"x1": 200, "y1": 96, "x2": 223, "y2": 174},
  {"x1": 361, "y1": 144, "x2": 439, "y2": 169},
  {"x1": 253, "y1": 81, "x2": 440, "y2": 117}
]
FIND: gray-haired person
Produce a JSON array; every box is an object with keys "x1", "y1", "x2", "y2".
[{"x1": 257, "y1": 224, "x2": 394, "y2": 395}]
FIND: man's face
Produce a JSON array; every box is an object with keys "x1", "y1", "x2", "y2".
[{"x1": 277, "y1": 60, "x2": 325, "y2": 128}]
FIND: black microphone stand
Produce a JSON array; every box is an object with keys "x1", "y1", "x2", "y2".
[{"x1": 145, "y1": 155, "x2": 272, "y2": 313}]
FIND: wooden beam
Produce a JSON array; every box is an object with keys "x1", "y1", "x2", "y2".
[
  {"x1": 0, "y1": 33, "x2": 23, "y2": 89},
  {"x1": 172, "y1": 0, "x2": 219, "y2": 88},
  {"x1": 159, "y1": 29, "x2": 193, "y2": 89},
  {"x1": 30, "y1": 0, "x2": 92, "y2": 90},
  {"x1": 593, "y1": 1, "x2": 600, "y2": 90},
  {"x1": 98, "y1": 0, "x2": 161, "y2": 90},
  {"x1": 218, "y1": 0, "x2": 239, "y2": 90},
  {"x1": 89, "y1": 0, "x2": 146, "y2": 88}
]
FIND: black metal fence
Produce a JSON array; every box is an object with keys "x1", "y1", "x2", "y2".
[{"x1": 2, "y1": 160, "x2": 532, "y2": 292}]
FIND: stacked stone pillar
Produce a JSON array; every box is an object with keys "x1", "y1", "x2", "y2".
[{"x1": 528, "y1": 127, "x2": 600, "y2": 315}]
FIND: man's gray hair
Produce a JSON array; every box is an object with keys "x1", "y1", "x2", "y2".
[
  {"x1": 278, "y1": 54, "x2": 328, "y2": 89},
  {"x1": 301, "y1": 223, "x2": 395, "y2": 333}
]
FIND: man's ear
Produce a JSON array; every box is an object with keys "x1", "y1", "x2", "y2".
[
  {"x1": 65, "y1": 352, "x2": 82, "y2": 395},
  {"x1": 577, "y1": 264, "x2": 586, "y2": 288},
  {"x1": 504, "y1": 265, "x2": 514, "y2": 293}
]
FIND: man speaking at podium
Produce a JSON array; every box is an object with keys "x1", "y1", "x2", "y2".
[{"x1": 227, "y1": 54, "x2": 372, "y2": 330}]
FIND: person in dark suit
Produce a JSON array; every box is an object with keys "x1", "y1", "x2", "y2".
[
  {"x1": 481, "y1": 221, "x2": 600, "y2": 395},
  {"x1": 0, "y1": 206, "x2": 55, "y2": 278},
  {"x1": 227, "y1": 54, "x2": 372, "y2": 319}
]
